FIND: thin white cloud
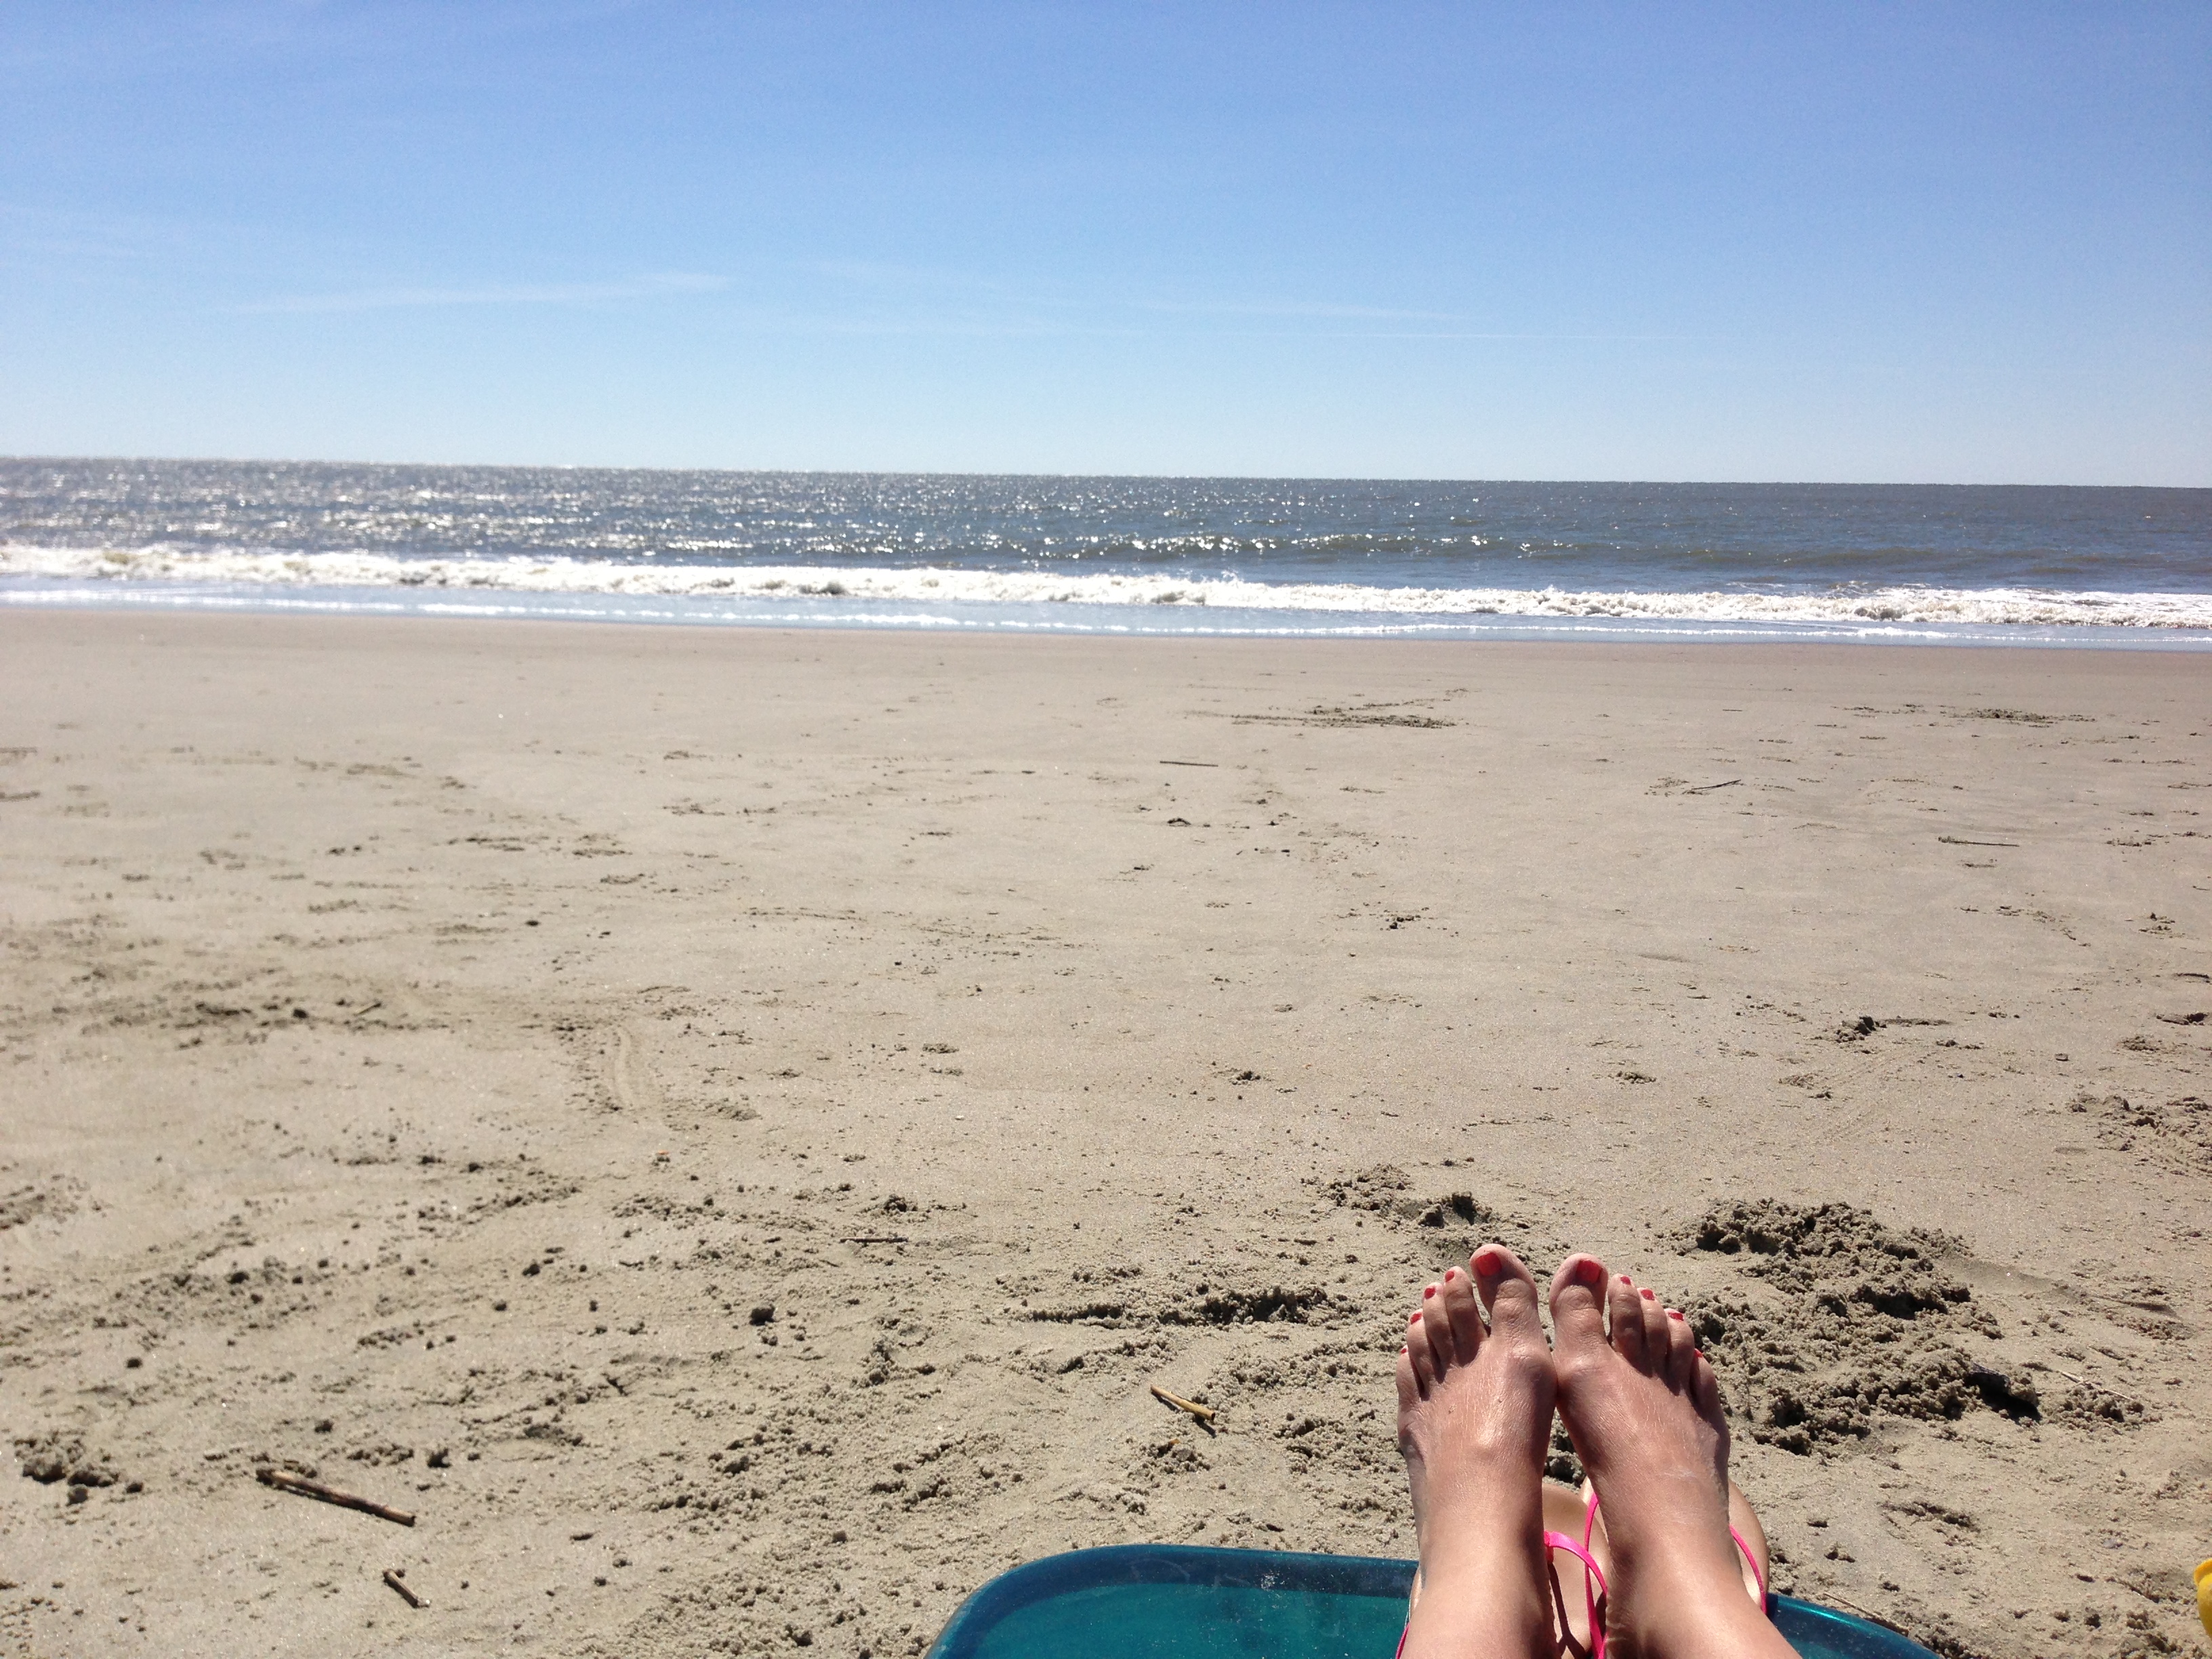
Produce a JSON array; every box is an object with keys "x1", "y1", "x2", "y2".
[
  {"x1": 796, "y1": 258, "x2": 1473, "y2": 327},
  {"x1": 1135, "y1": 298, "x2": 1467, "y2": 323},
  {"x1": 237, "y1": 271, "x2": 726, "y2": 313},
  {"x1": 790, "y1": 262, "x2": 1697, "y2": 337},
  {"x1": 222, "y1": 254, "x2": 1697, "y2": 342}
]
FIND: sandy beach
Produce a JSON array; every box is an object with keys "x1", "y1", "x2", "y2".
[{"x1": 1, "y1": 609, "x2": 2206, "y2": 1659}]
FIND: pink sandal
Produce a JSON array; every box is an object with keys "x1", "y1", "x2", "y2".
[{"x1": 1395, "y1": 1490, "x2": 1767, "y2": 1659}]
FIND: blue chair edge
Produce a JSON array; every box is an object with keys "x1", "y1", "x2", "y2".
[
  {"x1": 928, "y1": 1543, "x2": 1412, "y2": 1656},
  {"x1": 927, "y1": 1544, "x2": 1940, "y2": 1659}
]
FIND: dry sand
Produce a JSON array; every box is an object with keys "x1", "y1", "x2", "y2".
[{"x1": 1, "y1": 610, "x2": 2207, "y2": 1659}]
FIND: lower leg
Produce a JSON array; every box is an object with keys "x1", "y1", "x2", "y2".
[
  {"x1": 1395, "y1": 1245, "x2": 1561, "y2": 1659},
  {"x1": 1547, "y1": 1256, "x2": 1794, "y2": 1659}
]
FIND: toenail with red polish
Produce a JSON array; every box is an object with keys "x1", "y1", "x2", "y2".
[
  {"x1": 1473, "y1": 1246, "x2": 1500, "y2": 1273},
  {"x1": 1574, "y1": 1259, "x2": 1605, "y2": 1286},
  {"x1": 1666, "y1": 1308, "x2": 1684, "y2": 1319},
  {"x1": 1444, "y1": 1268, "x2": 1458, "y2": 1282},
  {"x1": 1618, "y1": 1274, "x2": 1633, "y2": 1285},
  {"x1": 1422, "y1": 1285, "x2": 1437, "y2": 1299},
  {"x1": 1641, "y1": 1288, "x2": 1657, "y2": 1300}
]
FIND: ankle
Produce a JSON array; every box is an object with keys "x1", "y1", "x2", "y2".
[
  {"x1": 1405, "y1": 1530, "x2": 1550, "y2": 1659},
  {"x1": 1610, "y1": 1531, "x2": 1746, "y2": 1610},
  {"x1": 1420, "y1": 1490, "x2": 1540, "y2": 1576},
  {"x1": 1610, "y1": 1549, "x2": 1774, "y2": 1659},
  {"x1": 1587, "y1": 1473, "x2": 1737, "y2": 1581}
]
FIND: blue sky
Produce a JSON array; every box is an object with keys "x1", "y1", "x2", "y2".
[{"x1": 2, "y1": 2, "x2": 2206, "y2": 482}]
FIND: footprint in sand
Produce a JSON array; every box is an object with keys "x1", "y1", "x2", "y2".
[{"x1": 607, "y1": 1025, "x2": 664, "y2": 1113}]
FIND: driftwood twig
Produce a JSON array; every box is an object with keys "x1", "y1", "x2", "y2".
[
  {"x1": 1683, "y1": 778, "x2": 1742, "y2": 794},
  {"x1": 2030, "y1": 1359, "x2": 2146, "y2": 1406},
  {"x1": 1149, "y1": 1383, "x2": 1217, "y2": 1430},
  {"x1": 257, "y1": 1465, "x2": 416, "y2": 1526},
  {"x1": 842, "y1": 1234, "x2": 909, "y2": 1245},
  {"x1": 382, "y1": 1569, "x2": 426, "y2": 1608}
]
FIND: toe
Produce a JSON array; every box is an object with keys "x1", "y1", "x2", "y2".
[
  {"x1": 1440, "y1": 1265, "x2": 1485, "y2": 1361},
  {"x1": 1663, "y1": 1307, "x2": 1697, "y2": 1391},
  {"x1": 1406, "y1": 1310, "x2": 1437, "y2": 1395},
  {"x1": 1473, "y1": 1243, "x2": 1545, "y2": 1339},
  {"x1": 1395, "y1": 1341, "x2": 1422, "y2": 1428},
  {"x1": 1606, "y1": 1272, "x2": 1647, "y2": 1364},
  {"x1": 1692, "y1": 1346, "x2": 1727, "y2": 1431},
  {"x1": 1548, "y1": 1253, "x2": 1612, "y2": 1357},
  {"x1": 1418, "y1": 1283, "x2": 1458, "y2": 1374},
  {"x1": 1638, "y1": 1286, "x2": 1671, "y2": 1368}
]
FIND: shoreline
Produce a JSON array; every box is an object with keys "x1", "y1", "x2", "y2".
[
  {"x1": 9, "y1": 575, "x2": 2212, "y2": 649},
  {"x1": 1, "y1": 610, "x2": 2206, "y2": 1657}
]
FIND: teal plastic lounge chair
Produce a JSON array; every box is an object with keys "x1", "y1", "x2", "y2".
[{"x1": 928, "y1": 1544, "x2": 1938, "y2": 1659}]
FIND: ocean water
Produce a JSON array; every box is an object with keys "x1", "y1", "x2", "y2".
[{"x1": 3, "y1": 458, "x2": 2209, "y2": 646}]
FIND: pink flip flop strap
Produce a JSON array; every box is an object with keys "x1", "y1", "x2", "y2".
[
  {"x1": 1582, "y1": 1489, "x2": 1767, "y2": 1607},
  {"x1": 1732, "y1": 1525, "x2": 1767, "y2": 1605},
  {"x1": 1544, "y1": 1529, "x2": 1609, "y2": 1659}
]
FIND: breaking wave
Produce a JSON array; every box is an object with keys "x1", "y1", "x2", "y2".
[{"x1": 6, "y1": 543, "x2": 2210, "y2": 630}]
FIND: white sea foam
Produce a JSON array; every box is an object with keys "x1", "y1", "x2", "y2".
[{"x1": 5, "y1": 542, "x2": 2211, "y2": 630}]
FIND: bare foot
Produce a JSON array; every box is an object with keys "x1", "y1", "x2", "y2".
[
  {"x1": 1548, "y1": 1256, "x2": 1793, "y2": 1659},
  {"x1": 1395, "y1": 1244, "x2": 1557, "y2": 1659}
]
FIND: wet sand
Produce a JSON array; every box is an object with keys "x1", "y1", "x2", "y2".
[{"x1": 1, "y1": 610, "x2": 2207, "y2": 1658}]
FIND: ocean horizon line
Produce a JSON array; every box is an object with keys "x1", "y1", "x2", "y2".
[{"x1": 5, "y1": 453, "x2": 2208, "y2": 492}]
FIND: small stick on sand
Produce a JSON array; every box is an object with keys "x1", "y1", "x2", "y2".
[
  {"x1": 842, "y1": 1234, "x2": 909, "y2": 1245},
  {"x1": 382, "y1": 1568, "x2": 426, "y2": 1608},
  {"x1": 257, "y1": 1465, "x2": 416, "y2": 1526},
  {"x1": 1683, "y1": 778, "x2": 1742, "y2": 794},
  {"x1": 1150, "y1": 1383, "x2": 1217, "y2": 1430},
  {"x1": 2032, "y1": 1360, "x2": 2147, "y2": 1406},
  {"x1": 1158, "y1": 760, "x2": 1218, "y2": 767}
]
